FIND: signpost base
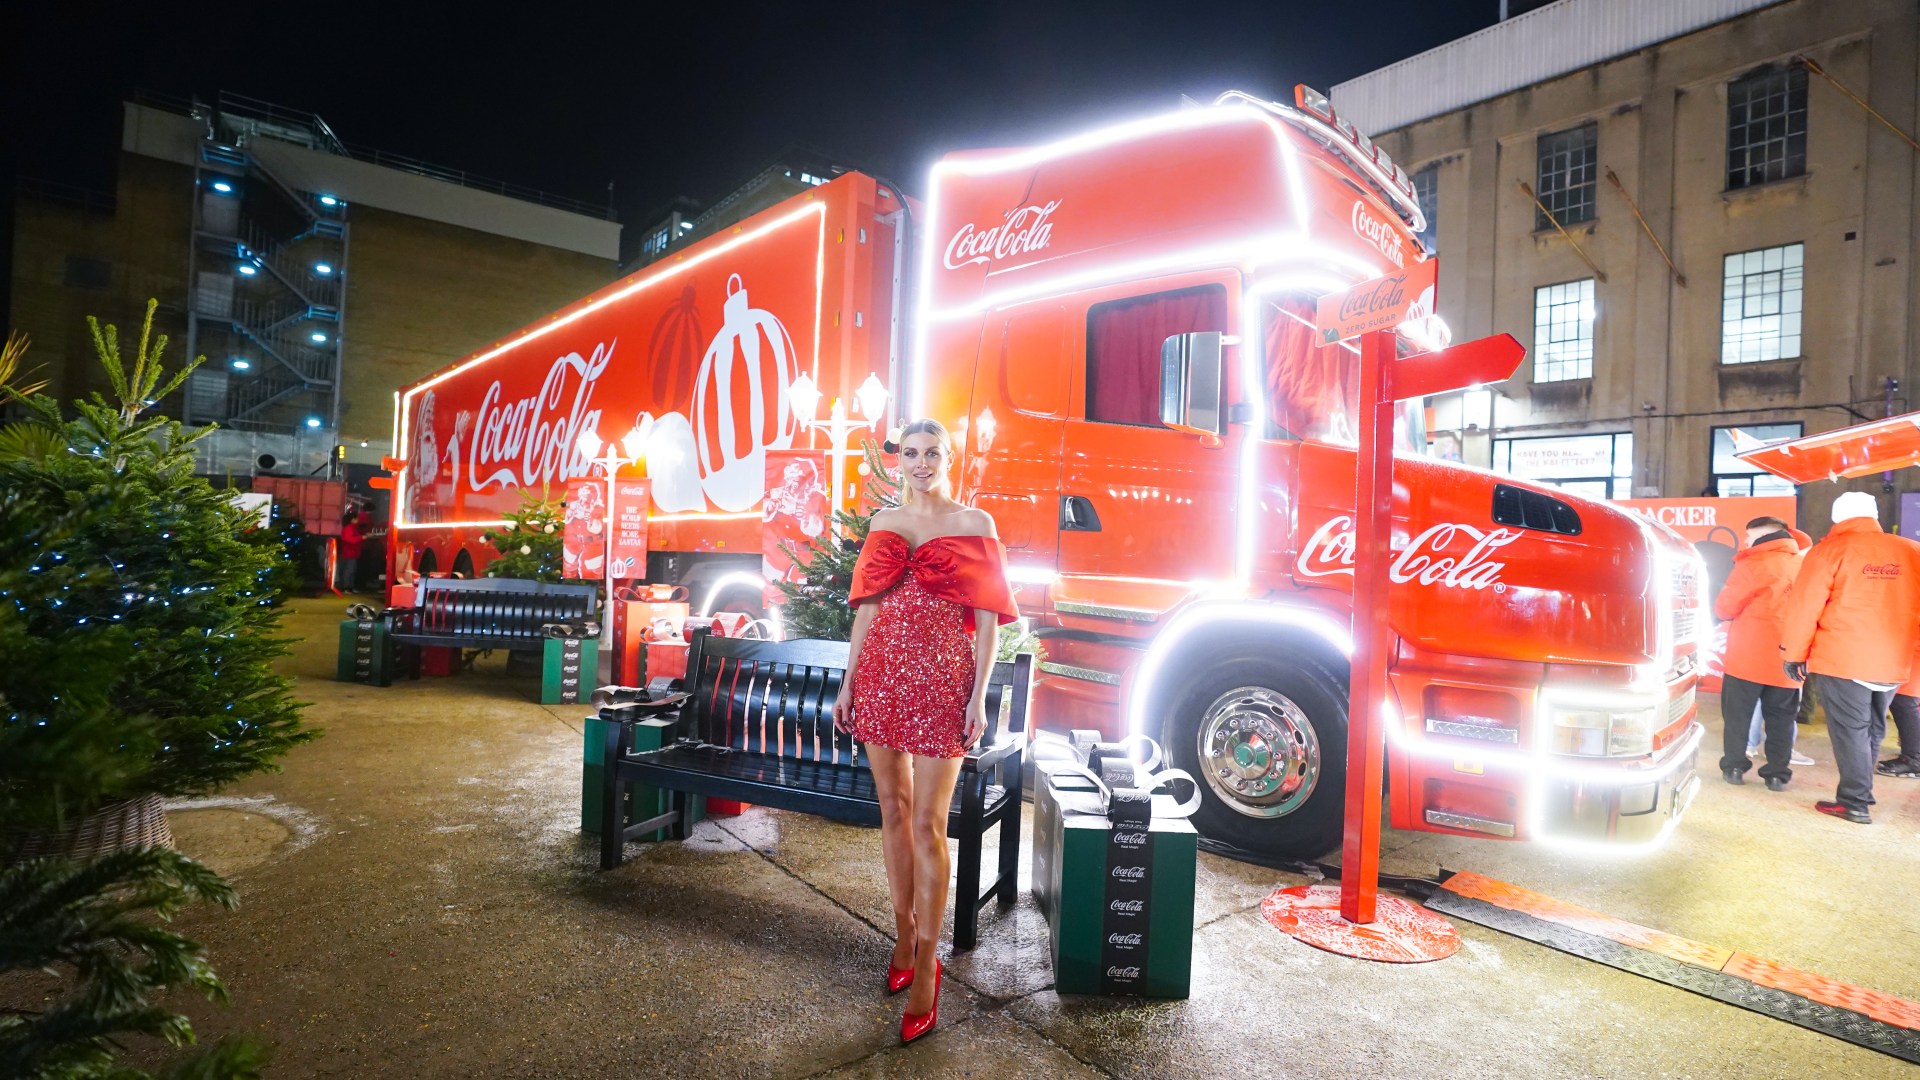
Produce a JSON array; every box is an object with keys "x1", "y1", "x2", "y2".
[{"x1": 1261, "y1": 884, "x2": 1460, "y2": 963}]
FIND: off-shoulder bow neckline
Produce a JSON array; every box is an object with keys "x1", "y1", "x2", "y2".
[{"x1": 866, "y1": 529, "x2": 999, "y2": 558}]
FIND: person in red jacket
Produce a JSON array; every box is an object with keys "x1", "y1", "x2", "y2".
[
  {"x1": 337, "y1": 508, "x2": 368, "y2": 593},
  {"x1": 1779, "y1": 490, "x2": 1920, "y2": 823},
  {"x1": 1715, "y1": 516, "x2": 1807, "y2": 789}
]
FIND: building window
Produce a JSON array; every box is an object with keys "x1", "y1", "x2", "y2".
[
  {"x1": 1085, "y1": 284, "x2": 1227, "y2": 427},
  {"x1": 1533, "y1": 279, "x2": 1595, "y2": 383},
  {"x1": 1535, "y1": 122, "x2": 1596, "y2": 229},
  {"x1": 1493, "y1": 432, "x2": 1633, "y2": 500},
  {"x1": 1721, "y1": 243, "x2": 1803, "y2": 364},
  {"x1": 643, "y1": 227, "x2": 671, "y2": 257},
  {"x1": 63, "y1": 254, "x2": 112, "y2": 290},
  {"x1": 1727, "y1": 65, "x2": 1807, "y2": 190},
  {"x1": 1412, "y1": 164, "x2": 1439, "y2": 253},
  {"x1": 1711, "y1": 423, "x2": 1802, "y2": 496}
]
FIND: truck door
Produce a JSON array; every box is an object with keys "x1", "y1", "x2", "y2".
[
  {"x1": 966, "y1": 302, "x2": 1070, "y2": 588},
  {"x1": 1057, "y1": 276, "x2": 1240, "y2": 604}
]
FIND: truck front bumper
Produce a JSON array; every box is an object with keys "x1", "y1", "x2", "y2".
[{"x1": 1534, "y1": 722, "x2": 1703, "y2": 849}]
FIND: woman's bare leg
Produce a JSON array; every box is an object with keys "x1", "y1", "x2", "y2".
[
  {"x1": 904, "y1": 752, "x2": 964, "y2": 1014},
  {"x1": 864, "y1": 743, "x2": 918, "y2": 970}
]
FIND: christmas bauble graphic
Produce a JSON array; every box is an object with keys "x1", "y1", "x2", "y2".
[
  {"x1": 641, "y1": 411, "x2": 706, "y2": 512},
  {"x1": 650, "y1": 283, "x2": 704, "y2": 407},
  {"x1": 693, "y1": 274, "x2": 799, "y2": 512}
]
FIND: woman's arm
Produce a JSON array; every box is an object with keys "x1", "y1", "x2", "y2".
[
  {"x1": 834, "y1": 599, "x2": 879, "y2": 734},
  {"x1": 963, "y1": 607, "x2": 998, "y2": 749}
]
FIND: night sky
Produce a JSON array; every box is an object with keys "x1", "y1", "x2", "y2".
[{"x1": 12, "y1": 2, "x2": 1499, "y2": 232}]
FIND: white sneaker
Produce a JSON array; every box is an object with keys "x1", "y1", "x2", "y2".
[
  {"x1": 1790, "y1": 750, "x2": 1815, "y2": 766},
  {"x1": 1747, "y1": 743, "x2": 1762, "y2": 758}
]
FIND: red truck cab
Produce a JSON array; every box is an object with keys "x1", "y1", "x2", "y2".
[{"x1": 916, "y1": 91, "x2": 1704, "y2": 857}]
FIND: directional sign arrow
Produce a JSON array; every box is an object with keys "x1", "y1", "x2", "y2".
[{"x1": 1390, "y1": 333, "x2": 1526, "y2": 403}]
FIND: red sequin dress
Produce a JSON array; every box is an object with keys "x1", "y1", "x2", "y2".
[{"x1": 848, "y1": 530, "x2": 1020, "y2": 758}]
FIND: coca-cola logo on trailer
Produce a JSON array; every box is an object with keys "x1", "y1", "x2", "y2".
[
  {"x1": 1297, "y1": 516, "x2": 1522, "y2": 592},
  {"x1": 468, "y1": 342, "x2": 613, "y2": 492},
  {"x1": 944, "y1": 200, "x2": 1061, "y2": 270}
]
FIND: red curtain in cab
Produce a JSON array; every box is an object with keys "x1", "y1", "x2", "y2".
[{"x1": 1087, "y1": 285, "x2": 1228, "y2": 426}]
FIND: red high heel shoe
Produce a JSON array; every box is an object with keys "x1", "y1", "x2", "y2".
[
  {"x1": 900, "y1": 959, "x2": 941, "y2": 1044},
  {"x1": 886, "y1": 957, "x2": 914, "y2": 995}
]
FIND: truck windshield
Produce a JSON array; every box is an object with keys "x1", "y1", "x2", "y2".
[{"x1": 1259, "y1": 293, "x2": 1424, "y2": 451}]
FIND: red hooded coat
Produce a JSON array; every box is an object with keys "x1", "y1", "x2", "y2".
[
  {"x1": 1779, "y1": 518, "x2": 1920, "y2": 684},
  {"x1": 1714, "y1": 530, "x2": 1810, "y2": 688}
]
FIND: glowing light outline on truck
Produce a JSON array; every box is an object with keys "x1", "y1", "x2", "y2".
[
  {"x1": 696, "y1": 571, "x2": 772, "y2": 617},
  {"x1": 392, "y1": 199, "x2": 831, "y2": 531},
  {"x1": 1124, "y1": 601, "x2": 1355, "y2": 738}
]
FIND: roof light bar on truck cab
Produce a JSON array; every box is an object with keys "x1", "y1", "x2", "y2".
[{"x1": 1214, "y1": 87, "x2": 1427, "y2": 237}]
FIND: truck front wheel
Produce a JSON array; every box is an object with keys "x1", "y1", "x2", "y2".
[{"x1": 1164, "y1": 654, "x2": 1348, "y2": 860}]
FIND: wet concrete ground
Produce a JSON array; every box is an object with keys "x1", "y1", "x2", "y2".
[{"x1": 17, "y1": 599, "x2": 1919, "y2": 1078}]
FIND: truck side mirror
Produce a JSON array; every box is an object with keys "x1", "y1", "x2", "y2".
[{"x1": 1159, "y1": 331, "x2": 1224, "y2": 436}]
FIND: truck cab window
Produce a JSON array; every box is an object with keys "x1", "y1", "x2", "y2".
[
  {"x1": 1085, "y1": 285, "x2": 1227, "y2": 426},
  {"x1": 1262, "y1": 294, "x2": 1422, "y2": 451}
]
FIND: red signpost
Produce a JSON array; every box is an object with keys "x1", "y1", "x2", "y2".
[{"x1": 1265, "y1": 262, "x2": 1524, "y2": 959}]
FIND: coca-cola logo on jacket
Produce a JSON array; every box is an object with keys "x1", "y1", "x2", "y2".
[
  {"x1": 944, "y1": 200, "x2": 1061, "y2": 270},
  {"x1": 1297, "y1": 515, "x2": 1522, "y2": 591}
]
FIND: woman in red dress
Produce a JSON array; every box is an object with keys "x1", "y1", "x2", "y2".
[{"x1": 833, "y1": 418, "x2": 1017, "y2": 1043}]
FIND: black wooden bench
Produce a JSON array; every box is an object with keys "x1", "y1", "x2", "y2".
[
  {"x1": 597, "y1": 631, "x2": 1033, "y2": 950},
  {"x1": 385, "y1": 577, "x2": 600, "y2": 674}
]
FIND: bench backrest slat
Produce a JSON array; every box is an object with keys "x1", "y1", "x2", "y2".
[
  {"x1": 677, "y1": 630, "x2": 1028, "y2": 767},
  {"x1": 411, "y1": 577, "x2": 598, "y2": 640}
]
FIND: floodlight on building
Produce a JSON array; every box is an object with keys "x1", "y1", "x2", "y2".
[
  {"x1": 314, "y1": 262, "x2": 334, "y2": 275},
  {"x1": 230, "y1": 358, "x2": 251, "y2": 371},
  {"x1": 680, "y1": 221, "x2": 694, "y2": 230},
  {"x1": 211, "y1": 180, "x2": 234, "y2": 194},
  {"x1": 311, "y1": 331, "x2": 328, "y2": 343},
  {"x1": 237, "y1": 264, "x2": 257, "y2": 276},
  {"x1": 306, "y1": 417, "x2": 323, "y2": 429},
  {"x1": 319, "y1": 194, "x2": 339, "y2": 206}
]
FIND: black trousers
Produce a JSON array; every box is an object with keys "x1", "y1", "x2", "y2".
[
  {"x1": 1810, "y1": 674, "x2": 1892, "y2": 812},
  {"x1": 1719, "y1": 674, "x2": 1799, "y2": 781},
  {"x1": 1884, "y1": 694, "x2": 1920, "y2": 763}
]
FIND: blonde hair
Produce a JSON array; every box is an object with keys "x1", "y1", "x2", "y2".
[{"x1": 895, "y1": 418, "x2": 953, "y2": 508}]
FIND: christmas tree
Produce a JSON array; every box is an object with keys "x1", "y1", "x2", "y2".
[
  {"x1": 479, "y1": 490, "x2": 565, "y2": 582},
  {"x1": 773, "y1": 441, "x2": 1039, "y2": 661},
  {"x1": 0, "y1": 306, "x2": 275, "y2": 1078},
  {"x1": 0, "y1": 299, "x2": 315, "y2": 824}
]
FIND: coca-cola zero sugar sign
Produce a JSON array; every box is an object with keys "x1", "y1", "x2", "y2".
[{"x1": 1313, "y1": 258, "x2": 1438, "y2": 345}]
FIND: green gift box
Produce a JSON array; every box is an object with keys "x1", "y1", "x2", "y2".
[
  {"x1": 336, "y1": 617, "x2": 394, "y2": 686},
  {"x1": 541, "y1": 635, "x2": 598, "y2": 704},
  {"x1": 581, "y1": 711, "x2": 704, "y2": 840},
  {"x1": 1032, "y1": 760, "x2": 1196, "y2": 998}
]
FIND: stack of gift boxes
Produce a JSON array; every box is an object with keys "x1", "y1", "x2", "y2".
[{"x1": 1032, "y1": 733, "x2": 1197, "y2": 999}]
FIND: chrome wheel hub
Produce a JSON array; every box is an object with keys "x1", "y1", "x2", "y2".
[{"x1": 1197, "y1": 686, "x2": 1320, "y2": 819}]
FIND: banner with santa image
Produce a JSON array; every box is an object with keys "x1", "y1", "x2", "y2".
[
  {"x1": 762, "y1": 450, "x2": 831, "y2": 605},
  {"x1": 562, "y1": 479, "x2": 606, "y2": 580}
]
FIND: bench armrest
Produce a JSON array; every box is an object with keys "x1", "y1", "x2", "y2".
[{"x1": 967, "y1": 736, "x2": 1023, "y2": 772}]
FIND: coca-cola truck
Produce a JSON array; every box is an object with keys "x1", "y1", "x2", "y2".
[{"x1": 390, "y1": 88, "x2": 1706, "y2": 858}]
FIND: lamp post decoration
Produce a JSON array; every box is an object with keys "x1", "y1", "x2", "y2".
[{"x1": 784, "y1": 371, "x2": 892, "y2": 527}]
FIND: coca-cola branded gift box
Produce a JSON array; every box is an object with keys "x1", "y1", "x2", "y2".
[{"x1": 1032, "y1": 752, "x2": 1196, "y2": 999}]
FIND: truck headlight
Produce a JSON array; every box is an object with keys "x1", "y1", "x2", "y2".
[{"x1": 1546, "y1": 701, "x2": 1657, "y2": 758}]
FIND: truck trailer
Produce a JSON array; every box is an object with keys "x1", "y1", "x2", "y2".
[{"x1": 389, "y1": 88, "x2": 1706, "y2": 859}]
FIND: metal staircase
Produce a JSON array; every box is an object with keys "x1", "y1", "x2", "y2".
[{"x1": 183, "y1": 97, "x2": 350, "y2": 433}]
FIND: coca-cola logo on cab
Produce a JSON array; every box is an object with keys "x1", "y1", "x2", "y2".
[
  {"x1": 944, "y1": 200, "x2": 1061, "y2": 270},
  {"x1": 1351, "y1": 201, "x2": 1406, "y2": 268},
  {"x1": 1297, "y1": 515, "x2": 1522, "y2": 592}
]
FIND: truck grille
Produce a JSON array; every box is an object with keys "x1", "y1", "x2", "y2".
[
  {"x1": 1667, "y1": 687, "x2": 1696, "y2": 726},
  {"x1": 1671, "y1": 609, "x2": 1697, "y2": 645}
]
